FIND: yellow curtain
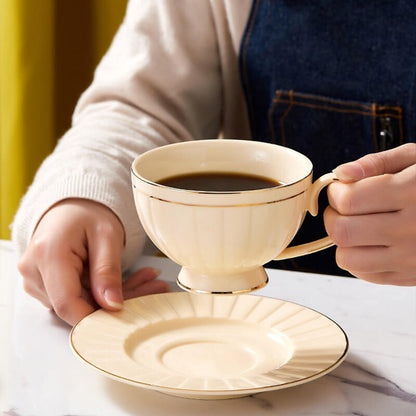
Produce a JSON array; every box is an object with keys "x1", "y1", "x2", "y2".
[{"x1": 0, "y1": 0, "x2": 128, "y2": 240}]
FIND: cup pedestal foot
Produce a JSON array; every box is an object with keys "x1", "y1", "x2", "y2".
[{"x1": 177, "y1": 267, "x2": 268, "y2": 294}]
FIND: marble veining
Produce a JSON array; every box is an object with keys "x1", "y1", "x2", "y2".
[{"x1": 330, "y1": 361, "x2": 416, "y2": 403}]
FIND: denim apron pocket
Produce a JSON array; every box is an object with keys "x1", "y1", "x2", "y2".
[{"x1": 269, "y1": 90, "x2": 403, "y2": 179}]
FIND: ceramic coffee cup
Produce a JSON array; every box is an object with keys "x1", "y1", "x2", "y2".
[{"x1": 131, "y1": 139, "x2": 338, "y2": 294}]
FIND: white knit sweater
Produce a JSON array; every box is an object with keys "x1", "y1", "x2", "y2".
[{"x1": 12, "y1": 0, "x2": 253, "y2": 270}]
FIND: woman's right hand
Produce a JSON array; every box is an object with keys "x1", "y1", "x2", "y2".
[{"x1": 17, "y1": 198, "x2": 169, "y2": 326}]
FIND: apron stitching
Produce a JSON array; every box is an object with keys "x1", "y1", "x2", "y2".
[
  {"x1": 375, "y1": 111, "x2": 403, "y2": 118},
  {"x1": 273, "y1": 99, "x2": 403, "y2": 118},
  {"x1": 378, "y1": 105, "x2": 403, "y2": 113},
  {"x1": 268, "y1": 90, "x2": 283, "y2": 142},
  {"x1": 275, "y1": 91, "x2": 403, "y2": 117},
  {"x1": 280, "y1": 90, "x2": 294, "y2": 146},
  {"x1": 290, "y1": 91, "x2": 374, "y2": 110}
]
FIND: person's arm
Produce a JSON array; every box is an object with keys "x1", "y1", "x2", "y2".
[
  {"x1": 325, "y1": 142, "x2": 416, "y2": 286},
  {"x1": 13, "y1": 0, "x2": 223, "y2": 324}
]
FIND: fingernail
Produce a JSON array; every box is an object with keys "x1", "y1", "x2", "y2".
[
  {"x1": 104, "y1": 288, "x2": 123, "y2": 309},
  {"x1": 151, "y1": 268, "x2": 162, "y2": 277},
  {"x1": 333, "y1": 162, "x2": 364, "y2": 182}
]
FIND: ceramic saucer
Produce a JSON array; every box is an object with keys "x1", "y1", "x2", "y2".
[{"x1": 70, "y1": 292, "x2": 348, "y2": 399}]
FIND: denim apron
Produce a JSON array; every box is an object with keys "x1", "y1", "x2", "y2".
[{"x1": 239, "y1": 0, "x2": 416, "y2": 275}]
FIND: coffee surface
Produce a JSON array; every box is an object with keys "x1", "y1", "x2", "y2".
[{"x1": 158, "y1": 172, "x2": 282, "y2": 192}]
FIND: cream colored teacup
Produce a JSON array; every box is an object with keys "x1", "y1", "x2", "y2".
[{"x1": 131, "y1": 139, "x2": 337, "y2": 294}]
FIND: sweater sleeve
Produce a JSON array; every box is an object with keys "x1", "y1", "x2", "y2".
[{"x1": 11, "y1": 0, "x2": 222, "y2": 271}]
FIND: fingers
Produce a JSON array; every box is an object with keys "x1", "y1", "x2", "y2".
[
  {"x1": 328, "y1": 159, "x2": 416, "y2": 216},
  {"x1": 122, "y1": 267, "x2": 162, "y2": 291},
  {"x1": 325, "y1": 188, "x2": 416, "y2": 286},
  {"x1": 326, "y1": 151, "x2": 416, "y2": 286},
  {"x1": 335, "y1": 247, "x2": 416, "y2": 286},
  {"x1": 327, "y1": 171, "x2": 406, "y2": 215},
  {"x1": 17, "y1": 199, "x2": 127, "y2": 326},
  {"x1": 124, "y1": 279, "x2": 170, "y2": 299},
  {"x1": 336, "y1": 246, "x2": 391, "y2": 273},
  {"x1": 122, "y1": 267, "x2": 170, "y2": 299},
  {"x1": 18, "y1": 198, "x2": 171, "y2": 324},
  {"x1": 87, "y1": 222, "x2": 125, "y2": 310},
  {"x1": 43, "y1": 265, "x2": 95, "y2": 326},
  {"x1": 25, "y1": 237, "x2": 95, "y2": 326},
  {"x1": 343, "y1": 271, "x2": 416, "y2": 287},
  {"x1": 324, "y1": 207, "x2": 403, "y2": 247},
  {"x1": 333, "y1": 142, "x2": 416, "y2": 182},
  {"x1": 18, "y1": 257, "x2": 51, "y2": 309}
]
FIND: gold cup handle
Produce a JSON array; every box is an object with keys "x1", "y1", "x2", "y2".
[{"x1": 274, "y1": 172, "x2": 339, "y2": 261}]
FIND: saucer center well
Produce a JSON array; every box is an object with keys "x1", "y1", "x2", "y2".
[
  {"x1": 124, "y1": 317, "x2": 294, "y2": 380},
  {"x1": 160, "y1": 340, "x2": 256, "y2": 378}
]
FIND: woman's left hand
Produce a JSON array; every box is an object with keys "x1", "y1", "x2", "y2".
[{"x1": 324, "y1": 143, "x2": 416, "y2": 286}]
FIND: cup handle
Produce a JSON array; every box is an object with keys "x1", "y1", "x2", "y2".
[{"x1": 274, "y1": 172, "x2": 339, "y2": 261}]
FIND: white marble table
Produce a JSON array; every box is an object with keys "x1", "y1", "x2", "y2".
[{"x1": 1, "y1": 239, "x2": 415, "y2": 415}]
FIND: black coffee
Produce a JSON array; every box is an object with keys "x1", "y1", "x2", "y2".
[{"x1": 158, "y1": 172, "x2": 282, "y2": 192}]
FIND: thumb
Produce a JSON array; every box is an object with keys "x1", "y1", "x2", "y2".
[
  {"x1": 88, "y1": 227, "x2": 124, "y2": 311},
  {"x1": 333, "y1": 143, "x2": 416, "y2": 182}
]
